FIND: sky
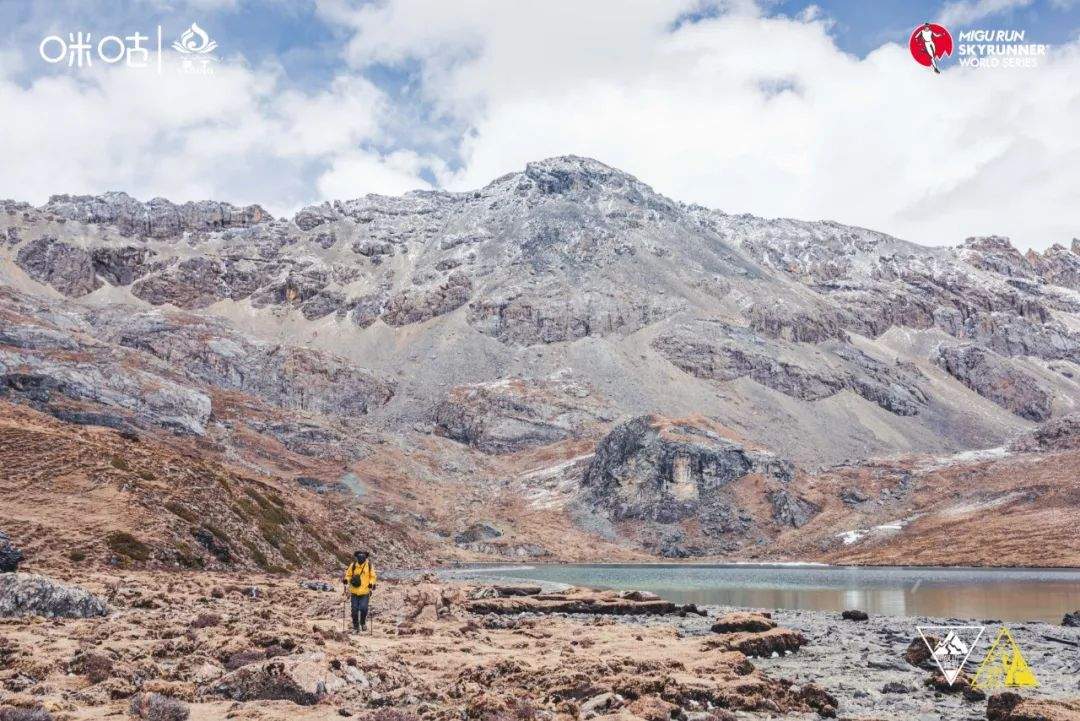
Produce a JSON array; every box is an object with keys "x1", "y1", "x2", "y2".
[{"x1": 0, "y1": 0, "x2": 1078, "y2": 251}]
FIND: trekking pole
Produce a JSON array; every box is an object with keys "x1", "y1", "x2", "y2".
[{"x1": 369, "y1": 590, "x2": 375, "y2": 636}]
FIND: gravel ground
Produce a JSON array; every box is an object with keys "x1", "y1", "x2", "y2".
[
  {"x1": 627, "y1": 605, "x2": 1080, "y2": 720},
  {"x1": 436, "y1": 568, "x2": 1080, "y2": 719}
]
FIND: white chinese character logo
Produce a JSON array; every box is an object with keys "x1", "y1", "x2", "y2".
[{"x1": 171, "y1": 22, "x2": 217, "y2": 55}]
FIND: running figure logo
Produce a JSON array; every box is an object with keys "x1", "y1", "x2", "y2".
[{"x1": 909, "y1": 22, "x2": 953, "y2": 73}]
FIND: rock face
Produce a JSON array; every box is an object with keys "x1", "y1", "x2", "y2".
[
  {"x1": 0, "y1": 529, "x2": 23, "y2": 572},
  {"x1": 42, "y1": 192, "x2": 270, "y2": 238},
  {"x1": 1009, "y1": 414, "x2": 1080, "y2": 452},
  {"x1": 0, "y1": 573, "x2": 108, "y2": 618},
  {"x1": 468, "y1": 286, "x2": 679, "y2": 345},
  {"x1": 383, "y1": 270, "x2": 471, "y2": 326},
  {"x1": 93, "y1": 309, "x2": 395, "y2": 418},
  {"x1": 15, "y1": 237, "x2": 101, "y2": 297},
  {"x1": 937, "y1": 345, "x2": 1052, "y2": 421},
  {"x1": 652, "y1": 323, "x2": 927, "y2": 416},
  {"x1": 582, "y1": 415, "x2": 809, "y2": 555},
  {"x1": 432, "y1": 378, "x2": 609, "y2": 454}
]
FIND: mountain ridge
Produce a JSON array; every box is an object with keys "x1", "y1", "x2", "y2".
[{"x1": 2, "y1": 155, "x2": 1079, "y2": 563}]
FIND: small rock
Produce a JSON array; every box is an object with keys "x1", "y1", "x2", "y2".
[
  {"x1": 881, "y1": 681, "x2": 912, "y2": 694},
  {"x1": 1063, "y1": 610, "x2": 1080, "y2": 627},
  {"x1": 299, "y1": 580, "x2": 333, "y2": 592},
  {"x1": 711, "y1": 611, "x2": 776, "y2": 633},
  {"x1": 841, "y1": 609, "x2": 868, "y2": 621},
  {"x1": 903, "y1": 635, "x2": 936, "y2": 669}
]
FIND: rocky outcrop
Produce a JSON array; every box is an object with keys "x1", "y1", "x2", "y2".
[
  {"x1": 468, "y1": 286, "x2": 678, "y2": 345},
  {"x1": 958, "y1": 236, "x2": 1036, "y2": 280},
  {"x1": 91, "y1": 245, "x2": 158, "y2": 286},
  {"x1": 15, "y1": 237, "x2": 101, "y2": 297},
  {"x1": 1063, "y1": 611, "x2": 1080, "y2": 627},
  {"x1": 0, "y1": 529, "x2": 23, "y2": 572},
  {"x1": 42, "y1": 192, "x2": 270, "y2": 238},
  {"x1": 0, "y1": 357, "x2": 213, "y2": 436},
  {"x1": 132, "y1": 257, "x2": 270, "y2": 309},
  {"x1": 767, "y1": 488, "x2": 820, "y2": 528},
  {"x1": 95, "y1": 310, "x2": 394, "y2": 417},
  {"x1": 937, "y1": 345, "x2": 1052, "y2": 421},
  {"x1": 432, "y1": 378, "x2": 608, "y2": 454},
  {"x1": 0, "y1": 573, "x2": 108, "y2": 618},
  {"x1": 1028, "y1": 243, "x2": 1080, "y2": 291},
  {"x1": 1009, "y1": 414, "x2": 1080, "y2": 452},
  {"x1": 653, "y1": 323, "x2": 927, "y2": 415},
  {"x1": 382, "y1": 270, "x2": 471, "y2": 326},
  {"x1": 583, "y1": 415, "x2": 808, "y2": 553}
]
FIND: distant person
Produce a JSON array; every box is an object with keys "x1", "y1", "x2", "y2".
[
  {"x1": 342, "y1": 550, "x2": 377, "y2": 632},
  {"x1": 919, "y1": 22, "x2": 945, "y2": 74}
]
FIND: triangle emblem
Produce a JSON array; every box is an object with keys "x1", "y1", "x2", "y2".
[
  {"x1": 917, "y1": 625, "x2": 985, "y2": 685},
  {"x1": 971, "y1": 627, "x2": 1039, "y2": 690}
]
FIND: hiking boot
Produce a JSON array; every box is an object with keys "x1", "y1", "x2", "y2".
[{"x1": 360, "y1": 622, "x2": 367, "y2": 631}]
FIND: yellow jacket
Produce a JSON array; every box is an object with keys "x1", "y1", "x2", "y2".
[{"x1": 343, "y1": 560, "x2": 376, "y2": 596}]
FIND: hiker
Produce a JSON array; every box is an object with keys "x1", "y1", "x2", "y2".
[{"x1": 342, "y1": 550, "x2": 377, "y2": 632}]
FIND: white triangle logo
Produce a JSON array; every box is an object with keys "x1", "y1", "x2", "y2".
[{"x1": 917, "y1": 625, "x2": 985, "y2": 685}]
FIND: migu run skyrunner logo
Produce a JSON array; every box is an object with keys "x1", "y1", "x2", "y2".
[{"x1": 909, "y1": 22, "x2": 953, "y2": 74}]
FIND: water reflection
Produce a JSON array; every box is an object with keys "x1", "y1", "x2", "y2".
[{"x1": 468, "y1": 564, "x2": 1080, "y2": 622}]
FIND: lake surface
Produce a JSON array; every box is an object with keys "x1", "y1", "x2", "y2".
[{"x1": 456, "y1": 564, "x2": 1080, "y2": 623}]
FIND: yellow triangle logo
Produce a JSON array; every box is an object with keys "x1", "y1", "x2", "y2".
[{"x1": 971, "y1": 627, "x2": 1039, "y2": 690}]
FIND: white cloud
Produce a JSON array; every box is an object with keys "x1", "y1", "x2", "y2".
[
  {"x1": 323, "y1": 0, "x2": 1080, "y2": 250},
  {"x1": 938, "y1": 0, "x2": 1034, "y2": 26},
  {"x1": 317, "y1": 149, "x2": 433, "y2": 199},
  {"x1": 0, "y1": 53, "x2": 431, "y2": 215},
  {"x1": 1, "y1": 2, "x2": 1077, "y2": 250}
]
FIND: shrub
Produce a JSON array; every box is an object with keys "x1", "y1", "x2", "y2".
[
  {"x1": 109, "y1": 456, "x2": 130, "y2": 472},
  {"x1": 164, "y1": 502, "x2": 197, "y2": 524},
  {"x1": 106, "y1": 531, "x2": 151, "y2": 562},
  {"x1": 68, "y1": 550, "x2": 87, "y2": 563},
  {"x1": 72, "y1": 651, "x2": 113, "y2": 683},
  {"x1": 279, "y1": 543, "x2": 302, "y2": 567},
  {"x1": 242, "y1": 540, "x2": 269, "y2": 570},
  {"x1": 128, "y1": 692, "x2": 190, "y2": 721}
]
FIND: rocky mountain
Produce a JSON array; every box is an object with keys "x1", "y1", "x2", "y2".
[{"x1": 2, "y1": 156, "x2": 1079, "y2": 563}]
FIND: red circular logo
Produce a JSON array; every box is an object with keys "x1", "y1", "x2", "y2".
[{"x1": 909, "y1": 23, "x2": 953, "y2": 72}]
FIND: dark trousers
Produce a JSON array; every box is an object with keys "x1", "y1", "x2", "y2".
[{"x1": 350, "y1": 593, "x2": 370, "y2": 629}]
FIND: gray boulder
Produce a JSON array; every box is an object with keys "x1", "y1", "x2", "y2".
[
  {"x1": 0, "y1": 530, "x2": 23, "y2": 572},
  {"x1": 583, "y1": 415, "x2": 805, "y2": 553},
  {"x1": 0, "y1": 573, "x2": 108, "y2": 618}
]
